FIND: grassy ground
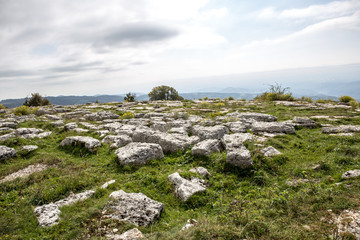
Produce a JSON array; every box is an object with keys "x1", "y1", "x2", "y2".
[{"x1": 0, "y1": 100, "x2": 360, "y2": 239}]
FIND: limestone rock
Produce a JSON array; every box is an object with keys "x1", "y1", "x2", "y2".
[
  {"x1": 292, "y1": 117, "x2": 318, "y2": 128},
  {"x1": 168, "y1": 172, "x2": 206, "y2": 202},
  {"x1": 222, "y1": 133, "x2": 264, "y2": 149},
  {"x1": 189, "y1": 167, "x2": 211, "y2": 177},
  {"x1": 191, "y1": 125, "x2": 229, "y2": 140},
  {"x1": 238, "y1": 112, "x2": 277, "y2": 122},
  {"x1": 85, "y1": 111, "x2": 119, "y2": 121},
  {"x1": 0, "y1": 164, "x2": 47, "y2": 183},
  {"x1": 191, "y1": 139, "x2": 223, "y2": 156},
  {"x1": 342, "y1": 170, "x2": 360, "y2": 179},
  {"x1": 0, "y1": 145, "x2": 16, "y2": 161},
  {"x1": 261, "y1": 146, "x2": 282, "y2": 157},
  {"x1": 103, "y1": 190, "x2": 164, "y2": 226},
  {"x1": 330, "y1": 209, "x2": 360, "y2": 239},
  {"x1": 115, "y1": 142, "x2": 164, "y2": 165},
  {"x1": 251, "y1": 122, "x2": 295, "y2": 134},
  {"x1": 322, "y1": 125, "x2": 360, "y2": 134},
  {"x1": 106, "y1": 228, "x2": 144, "y2": 240},
  {"x1": 226, "y1": 146, "x2": 253, "y2": 168},
  {"x1": 181, "y1": 219, "x2": 198, "y2": 231},
  {"x1": 102, "y1": 135, "x2": 132, "y2": 148},
  {"x1": 21, "y1": 145, "x2": 39, "y2": 152},
  {"x1": 60, "y1": 136, "x2": 101, "y2": 151}
]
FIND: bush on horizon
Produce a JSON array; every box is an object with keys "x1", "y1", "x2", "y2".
[
  {"x1": 24, "y1": 93, "x2": 51, "y2": 107},
  {"x1": 255, "y1": 83, "x2": 295, "y2": 102},
  {"x1": 339, "y1": 95, "x2": 355, "y2": 103},
  {"x1": 148, "y1": 85, "x2": 184, "y2": 101}
]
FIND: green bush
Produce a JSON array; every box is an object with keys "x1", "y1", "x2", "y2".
[
  {"x1": 350, "y1": 100, "x2": 359, "y2": 109},
  {"x1": 298, "y1": 96, "x2": 313, "y2": 103},
  {"x1": 124, "y1": 92, "x2": 136, "y2": 102},
  {"x1": 228, "y1": 96, "x2": 235, "y2": 100},
  {"x1": 255, "y1": 83, "x2": 295, "y2": 102},
  {"x1": 339, "y1": 95, "x2": 355, "y2": 103},
  {"x1": 13, "y1": 105, "x2": 38, "y2": 115},
  {"x1": 0, "y1": 104, "x2": 6, "y2": 109},
  {"x1": 148, "y1": 85, "x2": 183, "y2": 101}
]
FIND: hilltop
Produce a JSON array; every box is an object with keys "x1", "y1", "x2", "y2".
[{"x1": 0, "y1": 99, "x2": 360, "y2": 239}]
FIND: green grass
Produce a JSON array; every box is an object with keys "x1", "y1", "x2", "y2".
[{"x1": 0, "y1": 100, "x2": 360, "y2": 239}]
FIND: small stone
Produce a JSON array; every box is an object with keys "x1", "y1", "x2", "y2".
[
  {"x1": 189, "y1": 167, "x2": 211, "y2": 177},
  {"x1": 260, "y1": 146, "x2": 282, "y2": 157},
  {"x1": 191, "y1": 139, "x2": 223, "y2": 156},
  {"x1": 168, "y1": 172, "x2": 206, "y2": 202},
  {"x1": 0, "y1": 145, "x2": 16, "y2": 162},
  {"x1": 342, "y1": 170, "x2": 360, "y2": 179},
  {"x1": 60, "y1": 136, "x2": 101, "y2": 151}
]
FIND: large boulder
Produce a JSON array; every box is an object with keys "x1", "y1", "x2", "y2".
[
  {"x1": 191, "y1": 125, "x2": 229, "y2": 140},
  {"x1": 168, "y1": 172, "x2": 206, "y2": 202},
  {"x1": 103, "y1": 190, "x2": 164, "y2": 226},
  {"x1": 115, "y1": 142, "x2": 164, "y2": 165},
  {"x1": 292, "y1": 117, "x2": 318, "y2": 128},
  {"x1": 191, "y1": 139, "x2": 223, "y2": 156},
  {"x1": 251, "y1": 122, "x2": 295, "y2": 134},
  {"x1": 60, "y1": 136, "x2": 101, "y2": 151},
  {"x1": 226, "y1": 146, "x2": 253, "y2": 168},
  {"x1": 0, "y1": 145, "x2": 16, "y2": 161}
]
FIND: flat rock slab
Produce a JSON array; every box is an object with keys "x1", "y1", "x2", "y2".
[
  {"x1": 21, "y1": 145, "x2": 39, "y2": 152},
  {"x1": 251, "y1": 122, "x2": 295, "y2": 134},
  {"x1": 222, "y1": 133, "x2": 265, "y2": 149},
  {"x1": 238, "y1": 112, "x2": 277, "y2": 122},
  {"x1": 102, "y1": 135, "x2": 132, "y2": 148},
  {"x1": 292, "y1": 117, "x2": 318, "y2": 128},
  {"x1": 60, "y1": 136, "x2": 101, "y2": 151},
  {"x1": 0, "y1": 145, "x2": 16, "y2": 161},
  {"x1": 115, "y1": 142, "x2": 164, "y2": 165},
  {"x1": 322, "y1": 125, "x2": 360, "y2": 134},
  {"x1": 106, "y1": 228, "x2": 144, "y2": 240},
  {"x1": 0, "y1": 164, "x2": 47, "y2": 183},
  {"x1": 191, "y1": 125, "x2": 229, "y2": 140},
  {"x1": 261, "y1": 146, "x2": 282, "y2": 157},
  {"x1": 226, "y1": 146, "x2": 253, "y2": 168},
  {"x1": 342, "y1": 170, "x2": 360, "y2": 179},
  {"x1": 103, "y1": 190, "x2": 164, "y2": 226},
  {"x1": 168, "y1": 172, "x2": 206, "y2": 202},
  {"x1": 191, "y1": 139, "x2": 223, "y2": 156},
  {"x1": 34, "y1": 190, "x2": 95, "y2": 227}
]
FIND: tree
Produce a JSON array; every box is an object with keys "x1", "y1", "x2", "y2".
[
  {"x1": 24, "y1": 93, "x2": 51, "y2": 106},
  {"x1": 124, "y1": 92, "x2": 136, "y2": 102},
  {"x1": 148, "y1": 85, "x2": 184, "y2": 101}
]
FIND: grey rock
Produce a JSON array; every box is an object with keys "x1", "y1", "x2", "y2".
[
  {"x1": 102, "y1": 135, "x2": 132, "y2": 148},
  {"x1": 51, "y1": 120, "x2": 64, "y2": 127},
  {"x1": 293, "y1": 117, "x2": 318, "y2": 128},
  {"x1": 64, "y1": 122, "x2": 78, "y2": 130},
  {"x1": 222, "y1": 133, "x2": 265, "y2": 149},
  {"x1": 239, "y1": 112, "x2": 277, "y2": 122},
  {"x1": 106, "y1": 228, "x2": 144, "y2": 240},
  {"x1": 168, "y1": 172, "x2": 206, "y2": 202},
  {"x1": 34, "y1": 190, "x2": 95, "y2": 227},
  {"x1": 132, "y1": 128, "x2": 199, "y2": 153},
  {"x1": 0, "y1": 122, "x2": 16, "y2": 128},
  {"x1": 85, "y1": 111, "x2": 119, "y2": 121},
  {"x1": 226, "y1": 146, "x2": 253, "y2": 168},
  {"x1": 21, "y1": 145, "x2": 39, "y2": 152},
  {"x1": 181, "y1": 219, "x2": 198, "y2": 231},
  {"x1": 224, "y1": 121, "x2": 248, "y2": 133},
  {"x1": 191, "y1": 125, "x2": 229, "y2": 140},
  {"x1": 342, "y1": 170, "x2": 360, "y2": 179},
  {"x1": 0, "y1": 133, "x2": 15, "y2": 142},
  {"x1": 115, "y1": 142, "x2": 164, "y2": 165},
  {"x1": 103, "y1": 190, "x2": 164, "y2": 226},
  {"x1": 150, "y1": 121, "x2": 170, "y2": 132},
  {"x1": 261, "y1": 146, "x2": 282, "y2": 157},
  {"x1": 101, "y1": 180, "x2": 116, "y2": 189},
  {"x1": 169, "y1": 127, "x2": 188, "y2": 135},
  {"x1": 15, "y1": 128, "x2": 43, "y2": 135},
  {"x1": 0, "y1": 145, "x2": 16, "y2": 161},
  {"x1": 191, "y1": 139, "x2": 223, "y2": 156},
  {"x1": 285, "y1": 178, "x2": 310, "y2": 187},
  {"x1": 322, "y1": 125, "x2": 360, "y2": 134},
  {"x1": 189, "y1": 167, "x2": 211, "y2": 177},
  {"x1": 60, "y1": 136, "x2": 101, "y2": 151},
  {"x1": 251, "y1": 122, "x2": 295, "y2": 134},
  {"x1": 0, "y1": 164, "x2": 47, "y2": 183}
]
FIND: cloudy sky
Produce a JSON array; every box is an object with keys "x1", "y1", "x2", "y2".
[{"x1": 0, "y1": 0, "x2": 360, "y2": 99}]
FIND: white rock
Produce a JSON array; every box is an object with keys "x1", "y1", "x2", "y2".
[
  {"x1": 191, "y1": 139, "x2": 223, "y2": 156},
  {"x1": 261, "y1": 146, "x2": 282, "y2": 157},
  {"x1": 0, "y1": 145, "x2": 16, "y2": 161},
  {"x1": 106, "y1": 228, "x2": 144, "y2": 240},
  {"x1": 115, "y1": 142, "x2": 164, "y2": 165},
  {"x1": 189, "y1": 167, "x2": 211, "y2": 177},
  {"x1": 60, "y1": 136, "x2": 101, "y2": 151},
  {"x1": 191, "y1": 125, "x2": 229, "y2": 140},
  {"x1": 342, "y1": 170, "x2": 360, "y2": 179},
  {"x1": 168, "y1": 172, "x2": 206, "y2": 202},
  {"x1": 226, "y1": 146, "x2": 253, "y2": 168},
  {"x1": 0, "y1": 164, "x2": 47, "y2": 183}
]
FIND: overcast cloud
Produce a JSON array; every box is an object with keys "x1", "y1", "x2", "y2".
[{"x1": 0, "y1": 0, "x2": 359, "y2": 99}]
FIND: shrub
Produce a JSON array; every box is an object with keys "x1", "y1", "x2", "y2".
[
  {"x1": 350, "y1": 100, "x2": 359, "y2": 109},
  {"x1": 339, "y1": 95, "x2": 355, "y2": 103},
  {"x1": 24, "y1": 93, "x2": 51, "y2": 106},
  {"x1": 124, "y1": 92, "x2": 136, "y2": 102},
  {"x1": 228, "y1": 96, "x2": 235, "y2": 100},
  {"x1": 0, "y1": 104, "x2": 6, "y2": 109},
  {"x1": 204, "y1": 97, "x2": 208, "y2": 101},
  {"x1": 255, "y1": 83, "x2": 295, "y2": 102},
  {"x1": 298, "y1": 96, "x2": 313, "y2": 103},
  {"x1": 148, "y1": 85, "x2": 183, "y2": 101},
  {"x1": 13, "y1": 105, "x2": 37, "y2": 115}
]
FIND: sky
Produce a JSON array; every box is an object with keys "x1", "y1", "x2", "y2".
[{"x1": 0, "y1": 0, "x2": 360, "y2": 99}]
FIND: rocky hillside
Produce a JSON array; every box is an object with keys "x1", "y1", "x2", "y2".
[{"x1": 0, "y1": 100, "x2": 360, "y2": 239}]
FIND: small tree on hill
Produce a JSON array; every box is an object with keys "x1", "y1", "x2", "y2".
[
  {"x1": 124, "y1": 92, "x2": 136, "y2": 102},
  {"x1": 24, "y1": 93, "x2": 51, "y2": 106},
  {"x1": 148, "y1": 85, "x2": 183, "y2": 101}
]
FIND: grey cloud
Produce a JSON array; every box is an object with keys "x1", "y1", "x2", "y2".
[
  {"x1": 94, "y1": 23, "x2": 179, "y2": 48},
  {"x1": 50, "y1": 61, "x2": 103, "y2": 73}
]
